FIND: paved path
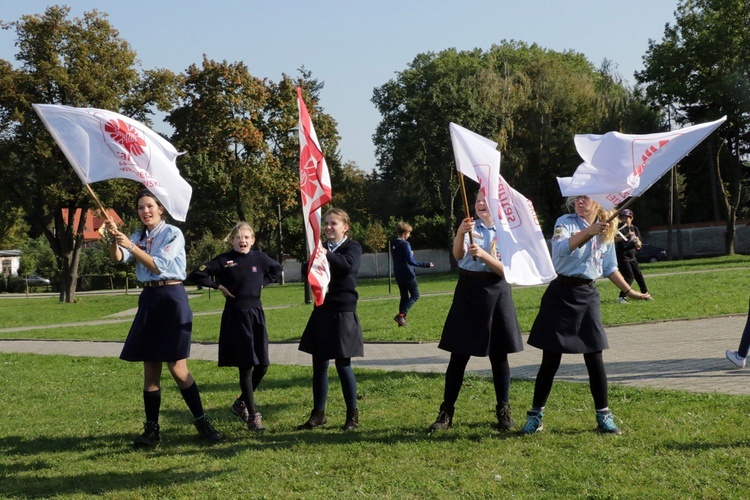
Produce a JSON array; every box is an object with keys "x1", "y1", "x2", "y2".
[{"x1": 1, "y1": 316, "x2": 748, "y2": 395}]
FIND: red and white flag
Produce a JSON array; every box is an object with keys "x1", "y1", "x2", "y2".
[
  {"x1": 558, "y1": 117, "x2": 726, "y2": 209},
  {"x1": 297, "y1": 87, "x2": 332, "y2": 306},
  {"x1": 449, "y1": 123, "x2": 556, "y2": 285},
  {"x1": 33, "y1": 104, "x2": 192, "y2": 221}
]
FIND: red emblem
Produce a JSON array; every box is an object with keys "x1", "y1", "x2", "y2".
[{"x1": 104, "y1": 118, "x2": 147, "y2": 157}]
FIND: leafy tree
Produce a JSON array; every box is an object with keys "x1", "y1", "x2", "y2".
[
  {"x1": 170, "y1": 65, "x2": 342, "y2": 263},
  {"x1": 371, "y1": 41, "x2": 657, "y2": 248},
  {"x1": 636, "y1": 0, "x2": 750, "y2": 254},
  {"x1": 0, "y1": 6, "x2": 177, "y2": 301}
]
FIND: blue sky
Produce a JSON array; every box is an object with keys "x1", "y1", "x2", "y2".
[{"x1": 1, "y1": 1, "x2": 679, "y2": 172}]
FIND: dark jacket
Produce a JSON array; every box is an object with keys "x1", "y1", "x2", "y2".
[
  {"x1": 319, "y1": 239, "x2": 362, "y2": 312},
  {"x1": 391, "y1": 238, "x2": 430, "y2": 281},
  {"x1": 615, "y1": 224, "x2": 642, "y2": 262},
  {"x1": 188, "y1": 249, "x2": 282, "y2": 309}
]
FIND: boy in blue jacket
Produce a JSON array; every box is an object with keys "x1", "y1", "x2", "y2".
[{"x1": 391, "y1": 221, "x2": 433, "y2": 327}]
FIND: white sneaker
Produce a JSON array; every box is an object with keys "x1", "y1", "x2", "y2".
[
  {"x1": 616, "y1": 297, "x2": 629, "y2": 304},
  {"x1": 726, "y1": 349, "x2": 746, "y2": 369}
]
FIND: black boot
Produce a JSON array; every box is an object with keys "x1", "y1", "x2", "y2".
[
  {"x1": 134, "y1": 421, "x2": 160, "y2": 448},
  {"x1": 193, "y1": 415, "x2": 222, "y2": 442},
  {"x1": 342, "y1": 408, "x2": 359, "y2": 431},
  {"x1": 496, "y1": 402, "x2": 515, "y2": 431},
  {"x1": 297, "y1": 409, "x2": 327, "y2": 430},
  {"x1": 428, "y1": 403, "x2": 454, "y2": 432}
]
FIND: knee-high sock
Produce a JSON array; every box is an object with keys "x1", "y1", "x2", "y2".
[{"x1": 180, "y1": 382, "x2": 205, "y2": 419}]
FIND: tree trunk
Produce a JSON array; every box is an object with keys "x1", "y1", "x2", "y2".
[{"x1": 46, "y1": 206, "x2": 87, "y2": 303}]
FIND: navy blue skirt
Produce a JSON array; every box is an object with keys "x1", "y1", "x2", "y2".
[
  {"x1": 527, "y1": 279, "x2": 609, "y2": 354},
  {"x1": 439, "y1": 272, "x2": 523, "y2": 357},
  {"x1": 120, "y1": 285, "x2": 193, "y2": 362},
  {"x1": 218, "y1": 305, "x2": 269, "y2": 368},
  {"x1": 299, "y1": 308, "x2": 364, "y2": 359}
]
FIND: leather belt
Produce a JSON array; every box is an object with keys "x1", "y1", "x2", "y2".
[
  {"x1": 143, "y1": 279, "x2": 183, "y2": 287},
  {"x1": 555, "y1": 275, "x2": 594, "y2": 286},
  {"x1": 459, "y1": 269, "x2": 498, "y2": 279}
]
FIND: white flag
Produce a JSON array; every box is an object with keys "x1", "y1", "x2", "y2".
[
  {"x1": 449, "y1": 123, "x2": 556, "y2": 285},
  {"x1": 558, "y1": 117, "x2": 726, "y2": 209},
  {"x1": 33, "y1": 104, "x2": 192, "y2": 221}
]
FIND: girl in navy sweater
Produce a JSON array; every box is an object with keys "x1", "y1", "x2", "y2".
[{"x1": 189, "y1": 222, "x2": 282, "y2": 431}]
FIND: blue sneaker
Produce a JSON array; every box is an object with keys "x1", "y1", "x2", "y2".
[
  {"x1": 520, "y1": 411, "x2": 543, "y2": 434},
  {"x1": 596, "y1": 410, "x2": 622, "y2": 435}
]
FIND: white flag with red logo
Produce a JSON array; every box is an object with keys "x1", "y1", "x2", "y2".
[
  {"x1": 297, "y1": 87, "x2": 332, "y2": 306},
  {"x1": 558, "y1": 117, "x2": 726, "y2": 209},
  {"x1": 32, "y1": 104, "x2": 192, "y2": 221},
  {"x1": 450, "y1": 123, "x2": 556, "y2": 285}
]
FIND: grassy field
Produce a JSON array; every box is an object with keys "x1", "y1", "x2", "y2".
[
  {"x1": 2, "y1": 254, "x2": 750, "y2": 343},
  {"x1": 1, "y1": 255, "x2": 750, "y2": 497}
]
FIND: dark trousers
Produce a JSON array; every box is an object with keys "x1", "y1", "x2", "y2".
[
  {"x1": 396, "y1": 276, "x2": 420, "y2": 315},
  {"x1": 618, "y1": 259, "x2": 648, "y2": 297},
  {"x1": 531, "y1": 350, "x2": 609, "y2": 410},
  {"x1": 442, "y1": 352, "x2": 511, "y2": 407},
  {"x1": 738, "y1": 298, "x2": 750, "y2": 358}
]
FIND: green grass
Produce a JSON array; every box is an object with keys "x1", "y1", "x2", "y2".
[
  {"x1": 2, "y1": 255, "x2": 750, "y2": 497},
  {"x1": 3, "y1": 255, "x2": 750, "y2": 343},
  {"x1": 1, "y1": 354, "x2": 749, "y2": 497}
]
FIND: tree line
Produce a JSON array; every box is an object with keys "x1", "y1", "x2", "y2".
[{"x1": 1, "y1": 1, "x2": 748, "y2": 302}]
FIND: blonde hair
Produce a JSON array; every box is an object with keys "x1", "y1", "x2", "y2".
[
  {"x1": 565, "y1": 197, "x2": 617, "y2": 244},
  {"x1": 229, "y1": 222, "x2": 254, "y2": 241}
]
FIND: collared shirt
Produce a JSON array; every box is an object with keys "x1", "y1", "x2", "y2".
[
  {"x1": 550, "y1": 213, "x2": 617, "y2": 280},
  {"x1": 327, "y1": 236, "x2": 348, "y2": 253},
  {"x1": 457, "y1": 219, "x2": 501, "y2": 272},
  {"x1": 119, "y1": 222, "x2": 187, "y2": 282}
]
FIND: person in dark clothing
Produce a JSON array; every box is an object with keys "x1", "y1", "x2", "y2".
[
  {"x1": 188, "y1": 222, "x2": 282, "y2": 431},
  {"x1": 615, "y1": 209, "x2": 651, "y2": 303},
  {"x1": 297, "y1": 208, "x2": 364, "y2": 431},
  {"x1": 428, "y1": 191, "x2": 523, "y2": 433},
  {"x1": 391, "y1": 221, "x2": 434, "y2": 327}
]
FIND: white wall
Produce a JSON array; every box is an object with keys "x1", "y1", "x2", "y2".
[{"x1": 281, "y1": 248, "x2": 452, "y2": 282}]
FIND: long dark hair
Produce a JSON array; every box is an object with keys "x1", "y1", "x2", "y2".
[{"x1": 135, "y1": 190, "x2": 165, "y2": 242}]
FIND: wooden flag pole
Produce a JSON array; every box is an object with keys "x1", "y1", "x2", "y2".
[
  {"x1": 457, "y1": 171, "x2": 476, "y2": 260},
  {"x1": 576, "y1": 196, "x2": 640, "y2": 248},
  {"x1": 84, "y1": 184, "x2": 113, "y2": 221}
]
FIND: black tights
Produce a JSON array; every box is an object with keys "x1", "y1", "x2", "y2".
[
  {"x1": 239, "y1": 365, "x2": 268, "y2": 415},
  {"x1": 531, "y1": 350, "x2": 608, "y2": 410},
  {"x1": 442, "y1": 352, "x2": 511, "y2": 407},
  {"x1": 312, "y1": 357, "x2": 358, "y2": 411}
]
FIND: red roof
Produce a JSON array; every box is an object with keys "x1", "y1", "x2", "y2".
[{"x1": 60, "y1": 208, "x2": 124, "y2": 241}]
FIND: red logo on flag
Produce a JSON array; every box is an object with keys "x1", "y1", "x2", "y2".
[{"x1": 105, "y1": 119, "x2": 148, "y2": 157}]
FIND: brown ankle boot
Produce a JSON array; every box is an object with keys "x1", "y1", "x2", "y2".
[
  {"x1": 428, "y1": 403, "x2": 454, "y2": 432},
  {"x1": 496, "y1": 402, "x2": 515, "y2": 431},
  {"x1": 342, "y1": 408, "x2": 359, "y2": 430},
  {"x1": 297, "y1": 409, "x2": 327, "y2": 430}
]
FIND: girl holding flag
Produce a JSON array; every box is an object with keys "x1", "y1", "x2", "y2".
[
  {"x1": 297, "y1": 208, "x2": 364, "y2": 431},
  {"x1": 428, "y1": 190, "x2": 523, "y2": 433},
  {"x1": 106, "y1": 189, "x2": 222, "y2": 447},
  {"x1": 520, "y1": 195, "x2": 650, "y2": 436}
]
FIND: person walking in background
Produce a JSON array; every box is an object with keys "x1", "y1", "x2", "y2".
[
  {"x1": 297, "y1": 208, "x2": 364, "y2": 431},
  {"x1": 428, "y1": 191, "x2": 523, "y2": 433},
  {"x1": 725, "y1": 299, "x2": 750, "y2": 368},
  {"x1": 615, "y1": 209, "x2": 652, "y2": 303},
  {"x1": 188, "y1": 222, "x2": 282, "y2": 431},
  {"x1": 391, "y1": 221, "x2": 434, "y2": 327},
  {"x1": 106, "y1": 189, "x2": 222, "y2": 447},
  {"x1": 520, "y1": 195, "x2": 651, "y2": 436}
]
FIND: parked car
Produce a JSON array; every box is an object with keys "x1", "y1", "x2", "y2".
[
  {"x1": 636, "y1": 244, "x2": 668, "y2": 263},
  {"x1": 22, "y1": 275, "x2": 51, "y2": 286}
]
